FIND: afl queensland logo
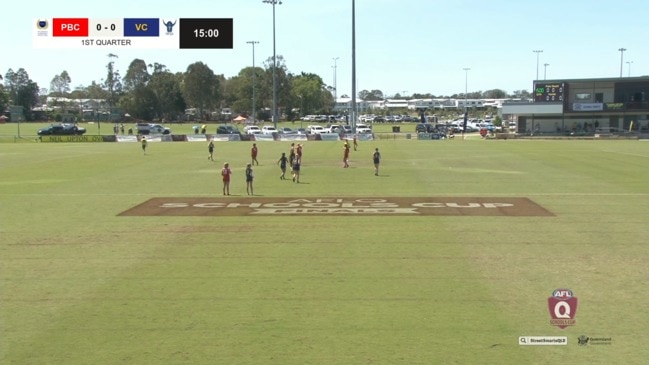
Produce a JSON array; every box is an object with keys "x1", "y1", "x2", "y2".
[{"x1": 548, "y1": 288, "x2": 578, "y2": 329}]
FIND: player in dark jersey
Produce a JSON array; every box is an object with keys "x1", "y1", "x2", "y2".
[{"x1": 277, "y1": 152, "x2": 289, "y2": 180}]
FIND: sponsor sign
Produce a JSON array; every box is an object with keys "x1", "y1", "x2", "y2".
[
  {"x1": 548, "y1": 288, "x2": 578, "y2": 329},
  {"x1": 40, "y1": 135, "x2": 110, "y2": 143},
  {"x1": 572, "y1": 103, "x2": 603, "y2": 112},
  {"x1": 119, "y1": 197, "x2": 554, "y2": 217}
]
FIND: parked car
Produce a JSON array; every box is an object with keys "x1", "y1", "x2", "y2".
[
  {"x1": 329, "y1": 124, "x2": 345, "y2": 134},
  {"x1": 279, "y1": 127, "x2": 295, "y2": 134},
  {"x1": 415, "y1": 123, "x2": 435, "y2": 133},
  {"x1": 261, "y1": 125, "x2": 278, "y2": 134},
  {"x1": 136, "y1": 123, "x2": 171, "y2": 135},
  {"x1": 216, "y1": 125, "x2": 241, "y2": 135},
  {"x1": 37, "y1": 123, "x2": 86, "y2": 136},
  {"x1": 356, "y1": 123, "x2": 372, "y2": 134},
  {"x1": 307, "y1": 125, "x2": 326, "y2": 134},
  {"x1": 244, "y1": 125, "x2": 261, "y2": 134}
]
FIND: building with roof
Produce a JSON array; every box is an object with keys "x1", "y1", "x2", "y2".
[{"x1": 501, "y1": 76, "x2": 649, "y2": 135}]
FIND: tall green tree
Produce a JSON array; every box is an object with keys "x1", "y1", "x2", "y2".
[
  {"x1": 0, "y1": 74, "x2": 9, "y2": 115},
  {"x1": 182, "y1": 62, "x2": 219, "y2": 118},
  {"x1": 147, "y1": 68, "x2": 186, "y2": 121},
  {"x1": 4, "y1": 68, "x2": 40, "y2": 120},
  {"x1": 291, "y1": 72, "x2": 332, "y2": 116},
  {"x1": 119, "y1": 85, "x2": 157, "y2": 120},
  {"x1": 49, "y1": 71, "x2": 72, "y2": 96},
  {"x1": 103, "y1": 53, "x2": 123, "y2": 109},
  {"x1": 262, "y1": 55, "x2": 290, "y2": 119},
  {"x1": 123, "y1": 58, "x2": 150, "y2": 92}
]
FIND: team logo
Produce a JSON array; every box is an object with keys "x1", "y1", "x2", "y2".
[
  {"x1": 548, "y1": 288, "x2": 578, "y2": 329},
  {"x1": 162, "y1": 19, "x2": 176, "y2": 35},
  {"x1": 36, "y1": 19, "x2": 49, "y2": 36}
]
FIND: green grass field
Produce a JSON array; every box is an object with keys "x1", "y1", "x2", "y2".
[{"x1": 1, "y1": 123, "x2": 648, "y2": 364}]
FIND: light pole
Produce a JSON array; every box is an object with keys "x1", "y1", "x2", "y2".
[
  {"x1": 246, "y1": 40, "x2": 259, "y2": 123},
  {"x1": 351, "y1": 0, "x2": 357, "y2": 132},
  {"x1": 618, "y1": 47, "x2": 626, "y2": 78},
  {"x1": 533, "y1": 50, "x2": 543, "y2": 80},
  {"x1": 298, "y1": 95, "x2": 303, "y2": 128},
  {"x1": 332, "y1": 57, "x2": 339, "y2": 101},
  {"x1": 463, "y1": 68, "x2": 470, "y2": 113},
  {"x1": 544, "y1": 63, "x2": 549, "y2": 80},
  {"x1": 263, "y1": 0, "x2": 282, "y2": 129},
  {"x1": 626, "y1": 60, "x2": 633, "y2": 77}
]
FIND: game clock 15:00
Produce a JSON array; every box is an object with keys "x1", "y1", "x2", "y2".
[{"x1": 179, "y1": 18, "x2": 233, "y2": 49}]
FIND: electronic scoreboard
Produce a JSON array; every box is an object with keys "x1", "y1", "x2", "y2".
[
  {"x1": 533, "y1": 82, "x2": 565, "y2": 102},
  {"x1": 33, "y1": 18, "x2": 233, "y2": 49}
]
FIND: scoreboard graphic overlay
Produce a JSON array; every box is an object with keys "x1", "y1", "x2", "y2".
[{"x1": 33, "y1": 18, "x2": 233, "y2": 49}]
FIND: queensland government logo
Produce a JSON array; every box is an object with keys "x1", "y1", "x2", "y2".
[
  {"x1": 548, "y1": 288, "x2": 578, "y2": 329},
  {"x1": 578, "y1": 335, "x2": 612, "y2": 346}
]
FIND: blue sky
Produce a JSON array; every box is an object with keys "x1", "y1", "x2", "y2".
[{"x1": 3, "y1": 0, "x2": 647, "y2": 97}]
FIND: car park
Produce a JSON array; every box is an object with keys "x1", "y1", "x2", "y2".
[
  {"x1": 279, "y1": 127, "x2": 295, "y2": 134},
  {"x1": 37, "y1": 123, "x2": 86, "y2": 136}
]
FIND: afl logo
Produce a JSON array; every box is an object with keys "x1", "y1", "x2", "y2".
[
  {"x1": 37, "y1": 19, "x2": 49, "y2": 30},
  {"x1": 548, "y1": 288, "x2": 578, "y2": 329}
]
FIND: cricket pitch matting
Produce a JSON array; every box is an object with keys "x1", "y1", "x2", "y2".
[{"x1": 118, "y1": 197, "x2": 554, "y2": 217}]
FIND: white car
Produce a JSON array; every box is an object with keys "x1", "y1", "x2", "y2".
[
  {"x1": 261, "y1": 126, "x2": 278, "y2": 134},
  {"x1": 355, "y1": 123, "x2": 372, "y2": 134},
  {"x1": 307, "y1": 125, "x2": 326, "y2": 134},
  {"x1": 244, "y1": 125, "x2": 261, "y2": 134}
]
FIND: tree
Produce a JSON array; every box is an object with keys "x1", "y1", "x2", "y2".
[
  {"x1": 291, "y1": 72, "x2": 331, "y2": 116},
  {"x1": 262, "y1": 55, "x2": 290, "y2": 119},
  {"x1": 119, "y1": 85, "x2": 157, "y2": 120},
  {"x1": 511, "y1": 89, "x2": 532, "y2": 99},
  {"x1": 49, "y1": 71, "x2": 72, "y2": 96},
  {"x1": 4, "y1": 68, "x2": 40, "y2": 120},
  {"x1": 103, "y1": 54, "x2": 123, "y2": 110},
  {"x1": 182, "y1": 62, "x2": 220, "y2": 118},
  {"x1": 123, "y1": 58, "x2": 150, "y2": 91},
  {"x1": 147, "y1": 70, "x2": 186, "y2": 121},
  {"x1": 358, "y1": 89, "x2": 384, "y2": 101},
  {"x1": 482, "y1": 89, "x2": 507, "y2": 99},
  {"x1": 0, "y1": 75, "x2": 9, "y2": 115}
]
